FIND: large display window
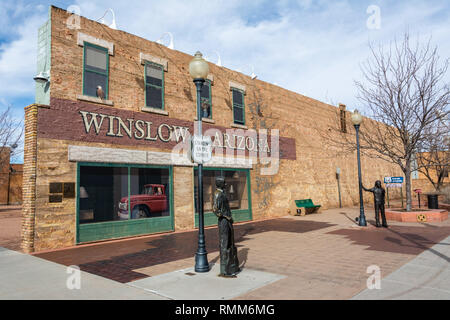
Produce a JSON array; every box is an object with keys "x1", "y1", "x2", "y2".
[
  {"x1": 193, "y1": 168, "x2": 252, "y2": 226},
  {"x1": 77, "y1": 163, "x2": 173, "y2": 243},
  {"x1": 79, "y1": 166, "x2": 128, "y2": 224}
]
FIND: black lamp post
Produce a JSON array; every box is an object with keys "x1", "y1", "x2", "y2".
[
  {"x1": 189, "y1": 51, "x2": 210, "y2": 272},
  {"x1": 352, "y1": 109, "x2": 367, "y2": 227}
]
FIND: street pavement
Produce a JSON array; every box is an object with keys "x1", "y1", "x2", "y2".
[{"x1": 1, "y1": 205, "x2": 449, "y2": 300}]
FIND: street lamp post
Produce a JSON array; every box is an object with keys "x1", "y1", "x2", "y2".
[
  {"x1": 189, "y1": 51, "x2": 210, "y2": 272},
  {"x1": 352, "y1": 110, "x2": 367, "y2": 227}
]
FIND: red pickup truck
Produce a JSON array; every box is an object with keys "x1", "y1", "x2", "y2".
[{"x1": 118, "y1": 184, "x2": 168, "y2": 219}]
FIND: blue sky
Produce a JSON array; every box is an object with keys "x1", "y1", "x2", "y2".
[{"x1": 1, "y1": 0, "x2": 449, "y2": 163}]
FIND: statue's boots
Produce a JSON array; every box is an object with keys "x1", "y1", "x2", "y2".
[{"x1": 381, "y1": 213, "x2": 388, "y2": 228}]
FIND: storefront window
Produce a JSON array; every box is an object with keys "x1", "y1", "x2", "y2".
[
  {"x1": 129, "y1": 167, "x2": 171, "y2": 219},
  {"x1": 79, "y1": 166, "x2": 128, "y2": 224},
  {"x1": 194, "y1": 169, "x2": 249, "y2": 213},
  {"x1": 79, "y1": 165, "x2": 171, "y2": 224}
]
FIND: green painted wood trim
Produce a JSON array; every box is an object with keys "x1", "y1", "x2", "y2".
[
  {"x1": 76, "y1": 162, "x2": 80, "y2": 243},
  {"x1": 144, "y1": 61, "x2": 165, "y2": 110},
  {"x1": 231, "y1": 88, "x2": 245, "y2": 125},
  {"x1": 246, "y1": 167, "x2": 253, "y2": 220},
  {"x1": 78, "y1": 216, "x2": 173, "y2": 243},
  {"x1": 82, "y1": 41, "x2": 109, "y2": 99}
]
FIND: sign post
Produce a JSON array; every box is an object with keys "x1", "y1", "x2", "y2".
[
  {"x1": 384, "y1": 177, "x2": 404, "y2": 208},
  {"x1": 191, "y1": 135, "x2": 212, "y2": 164},
  {"x1": 414, "y1": 189, "x2": 422, "y2": 208}
]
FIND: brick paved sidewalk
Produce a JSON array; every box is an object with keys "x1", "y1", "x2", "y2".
[{"x1": 34, "y1": 206, "x2": 450, "y2": 299}]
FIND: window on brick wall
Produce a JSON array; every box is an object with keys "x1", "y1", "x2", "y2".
[
  {"x1": 232, "y1": 88, "x2": 245, "y2": 125},
  {"x1": 83, "y1": 42, "x2": 109, "y2": 98},
  {"x1": 145, "y1": 62, "x2": 164, "y2": 109},
  {"x1": 199, "y1": 80, "x2": 212, "y2": 119}
]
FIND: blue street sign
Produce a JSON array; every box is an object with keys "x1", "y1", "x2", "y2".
[{"x1": 384, "y1": 176, "x2": 404, "y2": 184}]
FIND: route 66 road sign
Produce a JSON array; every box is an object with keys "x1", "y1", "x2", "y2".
[{"x1": 191, "y1": 135, "x2": 212, "y2": 164}]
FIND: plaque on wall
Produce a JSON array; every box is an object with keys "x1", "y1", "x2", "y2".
[
  {"x1": 49, "y1": 182, "x2": 63, "y2": 194},
  {"x1": 63, "y1": 183, "x2": 75, "y2": 198},
  {"x1": 49, "y1": 194, "x2": 63, "y2": 203}
]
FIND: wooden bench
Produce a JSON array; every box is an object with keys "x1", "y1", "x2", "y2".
[{"x1": 295, "y1": 199, "x2": 321, "y2": 216}]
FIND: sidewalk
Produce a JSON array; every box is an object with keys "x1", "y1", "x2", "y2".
[
  {"x1": 0, "y1": 247, "x2": 167, "y2": 300},
  {"x1": 352, "y1": 235, "x2": 450, "y2": 299}
]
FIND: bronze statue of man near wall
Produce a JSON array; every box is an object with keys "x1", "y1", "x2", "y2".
[
  {"x1": 213, "y1": 176, "x2": 240, "y2": 277},
  {"x1": 363, "y1": 180, "x2": 389, "y2": 228}
]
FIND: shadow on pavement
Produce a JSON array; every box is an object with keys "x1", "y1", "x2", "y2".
[{"x1": 328, "y1": 223, "x2": 450, "y2": 260}]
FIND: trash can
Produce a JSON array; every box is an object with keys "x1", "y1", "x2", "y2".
[{"x1": 427, "y1": 194, "x2": 439, "y2": 209}]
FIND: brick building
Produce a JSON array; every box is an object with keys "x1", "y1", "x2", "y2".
[
  {"x1": 0, "y1": 147, "x2": 23, "y2": 205},
  {"x1": 22, "y1": 6, "x2": 404, "y2": 253}
]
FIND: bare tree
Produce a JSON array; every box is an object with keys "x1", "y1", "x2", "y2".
[
  {"x1": 415, "y1": 115, "x2": 449, "y2": 191},
  {"x1": 353, "y1": 33, "x2": 450, "y2": 211},
  {"x1": 0, "y1": 105, "x2": 23, "y2": 165}
]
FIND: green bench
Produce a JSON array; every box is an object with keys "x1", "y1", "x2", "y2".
[{"x1": 295, "y1": 199, "x2": 321, "y2": 216}]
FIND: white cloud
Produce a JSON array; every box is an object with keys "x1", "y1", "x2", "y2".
[{"x1": 0, "y1": 3, "x2": 47, "y2": 100}]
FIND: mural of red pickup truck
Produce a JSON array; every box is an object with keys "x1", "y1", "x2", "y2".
[{"x1": 118, "y1": 184, "x2": 168, "y2": 219}]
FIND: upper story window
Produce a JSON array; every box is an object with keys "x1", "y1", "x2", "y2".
[
  {"x1": 200, "y1": 80, "x2": 212, "y2": 119},
  {"x1": 232, "y1": 88, "x2": 245, "y2": 125},
  {"x1": 83, "y1": 42, "x2": 109, "y2": 99},
  {"x1": 145, "y1": 62, "x2": 164, "y2": 110}
]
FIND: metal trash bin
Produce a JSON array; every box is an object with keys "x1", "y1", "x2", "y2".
[{"x1": 427, "y1": 194, "x2": 439, "y2": 209}]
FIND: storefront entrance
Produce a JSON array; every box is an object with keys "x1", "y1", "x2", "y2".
[
  {"x1": 76, "y1": 163, "x2": 173, "y2": 243},
  {"x1": 194, "y1": 168, "x2": 252, "y2": 227}
]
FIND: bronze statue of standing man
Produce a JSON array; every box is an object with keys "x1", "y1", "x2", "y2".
[
  {"x1": 213, "y1": 176, "x2": 240, "y2": 277},
  {"x1": 363, "y1": 180, "x2": 388, "y2": 228}
]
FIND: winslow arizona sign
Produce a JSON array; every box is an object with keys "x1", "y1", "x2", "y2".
[
  {"x1": 79, "y1": 110, "x2": 272, "y2": 153},
  {"x1": 36, "y1": 98, "x2": 297, "y2": 160}
]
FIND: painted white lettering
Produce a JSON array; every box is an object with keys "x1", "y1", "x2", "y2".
[
  {"x1": 79, "y1": 111, "x2": 107, "y2": 135},
  {"x1": 145, "y1": 121, "x2": 157, "y2": 141},
  {"x1": 172, "y1": 125, "x2": 190, "y2": 142},
  {"x1": 158, "y1": 123, "x2": 173, "y2": 142},
  {"x1": 134, "y1": 120, "x2": 145, "y2": 139},
  {"x1": 116, "y1": 118, "x2": 133, "y2": 138}
]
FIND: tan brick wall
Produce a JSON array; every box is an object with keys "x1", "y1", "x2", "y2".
[
  {"x1": 0, "y1": 148, "x2": 11, "y2": 204},
  {"x1": 5, "y1": 164, "x2": 23, "y2": 204},
  {"x1": 173, "y1": 167, "x2": 195, "y2": 230},
  {"x1": 34, "y1": 138, "x2": 77, "y2": 251},
  {"x1": 22, "y1": 105, "x2": 38, "y2": 253}
]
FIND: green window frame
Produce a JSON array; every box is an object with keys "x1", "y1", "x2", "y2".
[
  {"x1": 76, "y1": 162, "x2": 174, "y2": 243},
  {"x1": 144, "y1": 62, "x2": 165, "y2": 110},
  {"x1": 232, "y1": 88, "x2": 245, "y2": 125},
  {"x1": 199, "y1": 79, "x2": 212, "y2": 119},
  {"x1": 82, "y1": 42, "x2": 109, "y2": 99}
]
